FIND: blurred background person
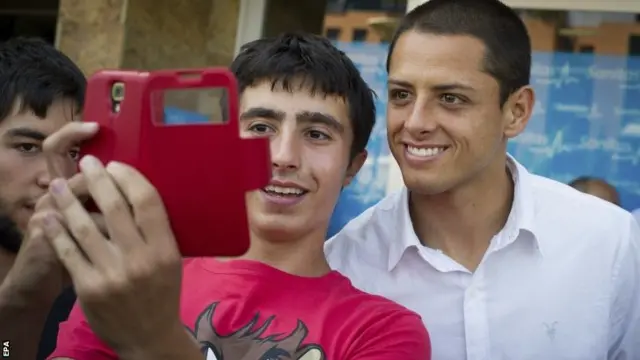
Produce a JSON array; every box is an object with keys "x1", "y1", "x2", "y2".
[{"x1": 569, "y1": 176, "x2": 620, "y2": 206}]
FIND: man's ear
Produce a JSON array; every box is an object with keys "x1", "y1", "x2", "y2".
[
  {"x1": 343, "y1": 150, "x2": 367, "y2": 188},
  {"x1": 503, "y1": 85, "x2": 535, "y2": 139}
]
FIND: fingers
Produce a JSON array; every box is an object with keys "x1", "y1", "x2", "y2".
[
  {"x1": 78, "y1": 156, "x2": 141, "y2": 249},
  {"x1": 105, "y1": 162, "x2": 177, "y2": 254},
  {"x1": 43, "y1": 122, "x2": 99, "y2": 178},
  {"x1": 35, "y1": 173, "x2": 88, "y2": 212},
  {"x1": 90, "y1": 213, "x2": 109, "y2": 236},
  {"x1": 48, "y1": 178, "x2": 112, "y2": 267},
  {"x1": 41, "y1": 213, "x2": 94, "y2": 285}
]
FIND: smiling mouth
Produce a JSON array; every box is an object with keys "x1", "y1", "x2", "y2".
[
  {"x1": 261, "y1": 185, "x2": 308, "y2": 198},
  {"x1": 405, "y1": 145, "x2": 449, "y2": 157}
]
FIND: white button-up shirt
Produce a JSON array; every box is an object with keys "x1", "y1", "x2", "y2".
[{"x1": 325, "y1": 158, "x2": 640, "y2": 360}]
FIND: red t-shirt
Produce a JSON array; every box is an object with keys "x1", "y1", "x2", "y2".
[{"x1": 49, "y1": 258, "x2": 430, "y2": 360}]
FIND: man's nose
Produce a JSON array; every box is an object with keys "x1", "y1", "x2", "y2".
[
  {"x1": 270, "y1": 132, "x2": 301, "y2": 170},
  {"x1": 36, "y1": 168, "x2": 52, "y2": 189},
  {"x1": 404, "y1": 99, "x2": 438, "y2": 136}
]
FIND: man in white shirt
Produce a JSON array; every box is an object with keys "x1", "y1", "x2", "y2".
[
  {"x1": 325, "y1": 0, "x2": 640, "y2": 359},
  {"x1": 632, "y1": 209, "x2": 640, "y2": 224}
]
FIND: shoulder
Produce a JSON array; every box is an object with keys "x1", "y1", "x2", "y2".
[
  {"x1": 530, "y1": 173, "x2": 626, "y2": 219},
  {"x1": 529, "y1": 174, "x2": 634, "y2": 243},
  {"x1": 340, "y1": 285, "x2": 430, "y2": 359},
  {"x1": 523, "y1": 173, "x2": 638, "y2": 284},
  {"x1": 325, "y1": 190, "x2": 405, "y2": 269}
]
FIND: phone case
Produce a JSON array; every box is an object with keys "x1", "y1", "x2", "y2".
[{"x1": 81, "y1": 68, "x2": 271, "y2": 257}]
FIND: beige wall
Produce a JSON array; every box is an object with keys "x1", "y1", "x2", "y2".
[
  {"x1": 56, "y1": 0, "x2": 331, "y2": 75},
  {"x1": 56, "y1": 0, "x2": 240, "y2": 77},
  {"x1": 54, "y1": 0, "x2": 330, "y2": 122}
]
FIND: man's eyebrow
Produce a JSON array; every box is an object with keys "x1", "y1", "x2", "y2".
[
  {"x1": 431, "y1": 83, "x2": 476, "y2": 92},
  {"x1": 388, "y1": 78, "x2": 413, "y2": 88},
  {"x1": 389, "y1": 78, "x2": 476, "y2": 92},
  {"x1": 296, "y1": 111, "x2": 345, "y2": 134},
  {"x1": 5, "y1": 127, "x2": 47, "y2": 141},
  {"x1": 240, "y1": 107, "x2": 286, "y2": 121},
  {"x1": 240, "y1": 107, "x2": 345, "y2": 134}
]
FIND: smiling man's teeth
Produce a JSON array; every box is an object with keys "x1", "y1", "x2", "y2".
[
  {"x1": 407, "y1": 146, "x2": 445, "y2": 157},
  {"x1": 264, "y1": 185, "x2": 304, "y2": 195}
]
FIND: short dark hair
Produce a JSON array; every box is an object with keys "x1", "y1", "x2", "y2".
[
  {"x1": 387, "y1": 0, "x2": 531, "y2": 105},
  {"x1": 230, "y1": 32, "x2": 375, "y2": 159},
  {"x1": 569, "y1": 176, "x2": 620, "y2": 205},
  {"x1": 0, "y1": 37, "x2": 86, "y2": 122},
  {"x1": 568, "y1": 176, "x2": 595, "y2": 192}
]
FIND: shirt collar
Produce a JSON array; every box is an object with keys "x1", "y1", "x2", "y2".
[
  {"x1": 494, "y1": 155, "x2": 540, "y2": 253},
  {"x1": 387, "y1": 187, "x2": 422, "y2": 271},
  {"x1": 387, "y1": 154, "x2": 541, "y2": 272}
]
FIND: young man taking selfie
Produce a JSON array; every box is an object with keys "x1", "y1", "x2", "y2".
[{"x1": 41, "y1": 33, "x2": 431, "y2": 360}]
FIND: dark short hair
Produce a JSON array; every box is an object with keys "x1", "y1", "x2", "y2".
[
  {"x1": 387, "y1": 0, "x2": 531, "y2": 106},
  {"x1": 230, "y1": 32, "x2": 376, "y2": 160},
  {"x1": 0, "y1": 37, "x2": 86, "y2": 122},
  {"x1": 568, "y1": 176, "x2": 595, "y2": 192},
  {"x1": 569, "y1": 176, "x2": 620, "y2": 205}
]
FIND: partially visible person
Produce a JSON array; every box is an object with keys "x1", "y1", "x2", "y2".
[
  {"x1": 569, "y1": 176, "x2": 620, "y2": 205},
  {"x1": 325, "y1": 0, "x2": 640, "y2": 359},
  {"x1": 0, "y1": 37, "x2": 93, "y2": 360},
  {"x1": 633, "y1": 208, "x2": 640, "y2": 224},
  {"x1": 47, "y1": 33, "x2": 430, "y2": 360}
]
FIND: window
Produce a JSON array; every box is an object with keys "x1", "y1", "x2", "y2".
[
  {"x1": 325, "y1": 27, "x2": 341, "y2": 40},
  {"x1": 380, "y1": 0, "x2": 407, "y2": 12},
  {"x1": 629, "y1": 35, "x2": 640, "y2": 55},
  {"x1": 578, "y1": 45, "x2": 594, "y2": 53},
  {"x1": 352, "y1": 28, "x2": 368, "y2": 42}
]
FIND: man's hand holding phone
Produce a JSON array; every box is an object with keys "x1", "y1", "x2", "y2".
[
  {"x1": 39, "y1": 123, "x2": 202, "y2": 359},
  {"x1": 0, "y1": 122, "x2": 100, "y2": 360},
  {"x1": 1, "y1": 122, "x2": 99, "y2": 306}
]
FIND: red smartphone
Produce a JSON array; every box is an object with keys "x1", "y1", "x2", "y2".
[{"x1": 81, "y1": 68, "x2": 271, "y2": 257}]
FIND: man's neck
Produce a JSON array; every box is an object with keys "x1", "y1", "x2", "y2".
[
  {"x1": 410, "y1": 156, "x2": 515, "y2": 271},
  {"x1": 240, "y1": 229, "x2": 331, "y2": 277}
]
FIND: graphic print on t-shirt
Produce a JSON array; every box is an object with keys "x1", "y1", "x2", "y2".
[{"x1": 190, "y1": 302, "x2": 326, "y2": 360}]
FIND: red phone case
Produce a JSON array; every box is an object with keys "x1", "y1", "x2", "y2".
[{"x1": 81, "y1": 68, "x2": 271, "y2": 257}]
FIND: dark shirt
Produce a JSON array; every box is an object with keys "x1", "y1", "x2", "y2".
[{"x1": 36, "y1": 287, "x2": 76, "y2": 360}]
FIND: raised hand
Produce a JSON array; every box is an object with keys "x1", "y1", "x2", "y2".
[{"x1": 42, "y1": 156, "x2": 200, "y2": 359}]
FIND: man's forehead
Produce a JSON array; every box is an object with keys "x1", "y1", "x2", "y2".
[
  {"x1": 242, "y1": 85, "x2": 347, "y2": 114},
  {"x1": 389, "y1": 31, "x2": 490, "y2": 80},
  {"x1": 0, "y1": 105, "x2": 78, "y2": 137}
]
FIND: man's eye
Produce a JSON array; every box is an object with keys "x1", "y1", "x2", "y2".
[
  {"x1": 307, "y1": 130, "x2": 330, "y2": 141},
  {"x1": 15, "y1": 143, "x2": 40, "y2": 153},
  {"x1": 390, "y1": 89, "x2": 410, "y2": 100},
  {"x1": 441, "y1": 94, "x2": 463, "y2": 104},
  {"x1": 69, "y1": 149, "x2": 80, "y2": 161},
  {"x1": 248, "y1": 123, "x2": 273, "y2": 134}
]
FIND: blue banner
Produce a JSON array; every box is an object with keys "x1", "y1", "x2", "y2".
[{"x1": 328, "y1": 41, "x2": 640, "y2": 238}]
